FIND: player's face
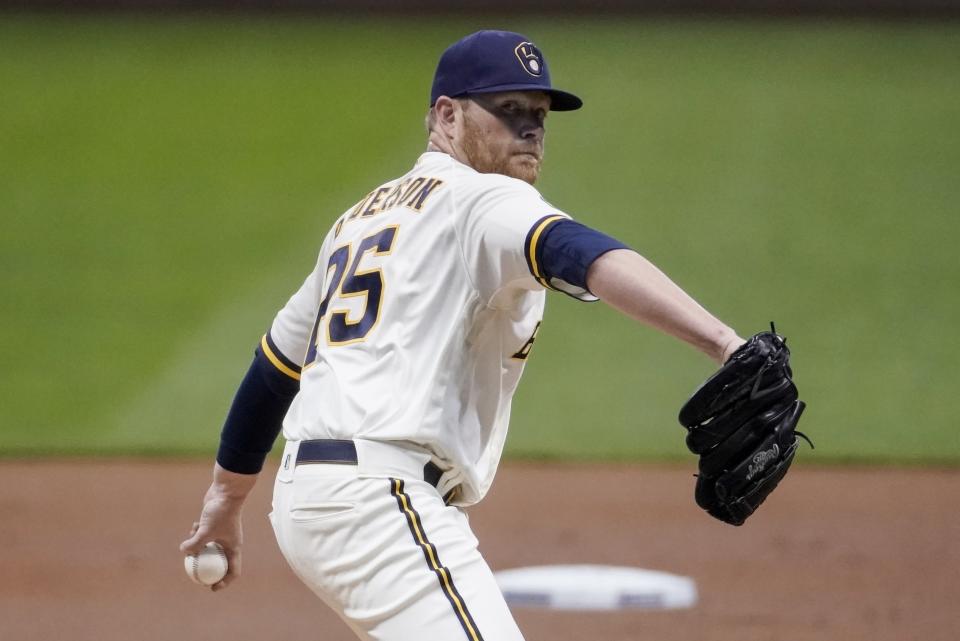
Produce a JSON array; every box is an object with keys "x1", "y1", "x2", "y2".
[{"x1": 459, "y1": 91, "x2": 549, "y2": 185}]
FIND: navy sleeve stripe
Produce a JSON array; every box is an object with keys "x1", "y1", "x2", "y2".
[
  {"x1": 523, "y1": 214, "x2": 567, "y2": 289},
  {"x1": 261, "y1": 333, "x2": 302, "y2": 380}
]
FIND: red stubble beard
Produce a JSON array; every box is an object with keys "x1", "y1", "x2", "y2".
[{"x1": 460, "y1": 117, "x2": 543, "y2": 185}]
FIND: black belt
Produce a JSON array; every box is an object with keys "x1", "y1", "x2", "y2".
[{"x1": 296, "y1": 439, "x2": 444, "y2": 489}]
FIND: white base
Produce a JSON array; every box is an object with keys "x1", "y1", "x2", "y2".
[{"x1": 494, "y1": 564, "x2": 697, "y2": 611}]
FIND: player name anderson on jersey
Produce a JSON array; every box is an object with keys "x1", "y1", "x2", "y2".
[
  {"x1": 334, "y1": 174, "x2": 446, "y2": 234},
  {"x1": 263, "y1": 151, "x2": 595, "y2": 505}
]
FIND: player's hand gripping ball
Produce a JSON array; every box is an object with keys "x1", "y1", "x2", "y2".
[
  {"x1": 184, "y1": 542, "x2": 228, "y2": 586},
  {"x1": 678, "y1": 324, "x2": 813, "y2": 526}
]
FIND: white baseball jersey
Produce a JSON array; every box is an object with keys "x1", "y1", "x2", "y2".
[{"x1": 264, "y1": 151, "x2": 594, "y2": 505}]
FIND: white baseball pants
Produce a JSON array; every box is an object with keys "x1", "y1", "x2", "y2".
[{"x1": 269, "y1": 442, "x2": 525, "y2": 641}]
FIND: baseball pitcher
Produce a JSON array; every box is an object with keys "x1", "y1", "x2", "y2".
[{"x1": 181, "y1": 30, "x2": 807, "y2": 640}]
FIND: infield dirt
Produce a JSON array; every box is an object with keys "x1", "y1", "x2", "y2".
[{"x1": 1, "y1": 461, "x2": 956, "y2": 641}]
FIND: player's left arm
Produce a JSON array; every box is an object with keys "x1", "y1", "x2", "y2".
[
  {"x1": 585, "y1": 248, "x2": 743, "y2": 364},
  {"x1": 533, "y1": 219, "x2": 742, "y2": 364}
]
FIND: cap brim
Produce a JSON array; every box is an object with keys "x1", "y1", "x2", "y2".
[
  {"x1": 461, "y1": 83, "x2": 583, "y2": 111},
  {"x1": 546, "y1": 89, "x2": 583, "y2": 112}
]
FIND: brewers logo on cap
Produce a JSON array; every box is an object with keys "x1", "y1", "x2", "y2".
[
  {"x1": 514, "y1": 42, "x2": 544, "y2": 77},
  {"x1": 431, "y1": 31, "x2": 582, "y2": 111}
]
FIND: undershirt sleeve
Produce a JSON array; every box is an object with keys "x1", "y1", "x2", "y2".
[
  {"x1": 457, "y1": 175, "x2": 631, "y2": 303},
  {"x1": 527, "y1": 218, "x2": 631, "y2": 300},
  {"x1": 215, "y1": 341, "x2": 300, "y2": 474}
]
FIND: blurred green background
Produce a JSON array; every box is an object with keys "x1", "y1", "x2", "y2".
[{"x1": 2, "y1": 14, "x2": 957, "y2": 464}]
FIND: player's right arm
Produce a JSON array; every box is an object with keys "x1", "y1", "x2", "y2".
[
  {"x1": 181, "y1": 226, "x2": 337, "y2": 589},
  {"x1": 179, "y1": 330, "x2": 304, "y2": 590},
  {"x1": 180, "y1": 463, "x2": 256, "y2": 591},
  {"x1": 179, "y1": 326, "x2": 306, "y2": 590}
]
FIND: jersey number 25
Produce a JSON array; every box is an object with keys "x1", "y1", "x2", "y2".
[{"x1": 305, "y1": 225, "x2": 398, "y2": 361}]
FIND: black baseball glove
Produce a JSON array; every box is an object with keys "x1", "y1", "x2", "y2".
[{"x1": 678, "y1": 324, "x2": 811, "y2": 526}]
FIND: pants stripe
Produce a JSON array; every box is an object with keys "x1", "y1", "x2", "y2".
[{"x1": 389, "y1": 478, "x2": 484, "y2": 641}]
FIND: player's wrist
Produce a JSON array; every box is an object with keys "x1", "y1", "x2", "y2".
[
  {"x1": 210, "y1": 463, "x2": 258, "y2": 501},
  {"x1": 719, "y1": 335, "x2": 746, "y2": 364}
]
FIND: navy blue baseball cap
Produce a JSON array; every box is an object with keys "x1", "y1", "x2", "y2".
[{"x1": 430, "y1": 30, "x2": 583, "y2": 112}]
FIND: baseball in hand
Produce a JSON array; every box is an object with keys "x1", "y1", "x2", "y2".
[{"x1": 184, "y1": 542, "x2": 228, "y2": 586}]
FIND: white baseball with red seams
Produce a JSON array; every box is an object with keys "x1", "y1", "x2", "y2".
[{"x1": 184, "y1": 542, "x2": 228, "y2": 586}]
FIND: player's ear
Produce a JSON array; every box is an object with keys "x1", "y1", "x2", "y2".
[{"x1": 433, "y1": 96, "x2": 460, "y2": 134}]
